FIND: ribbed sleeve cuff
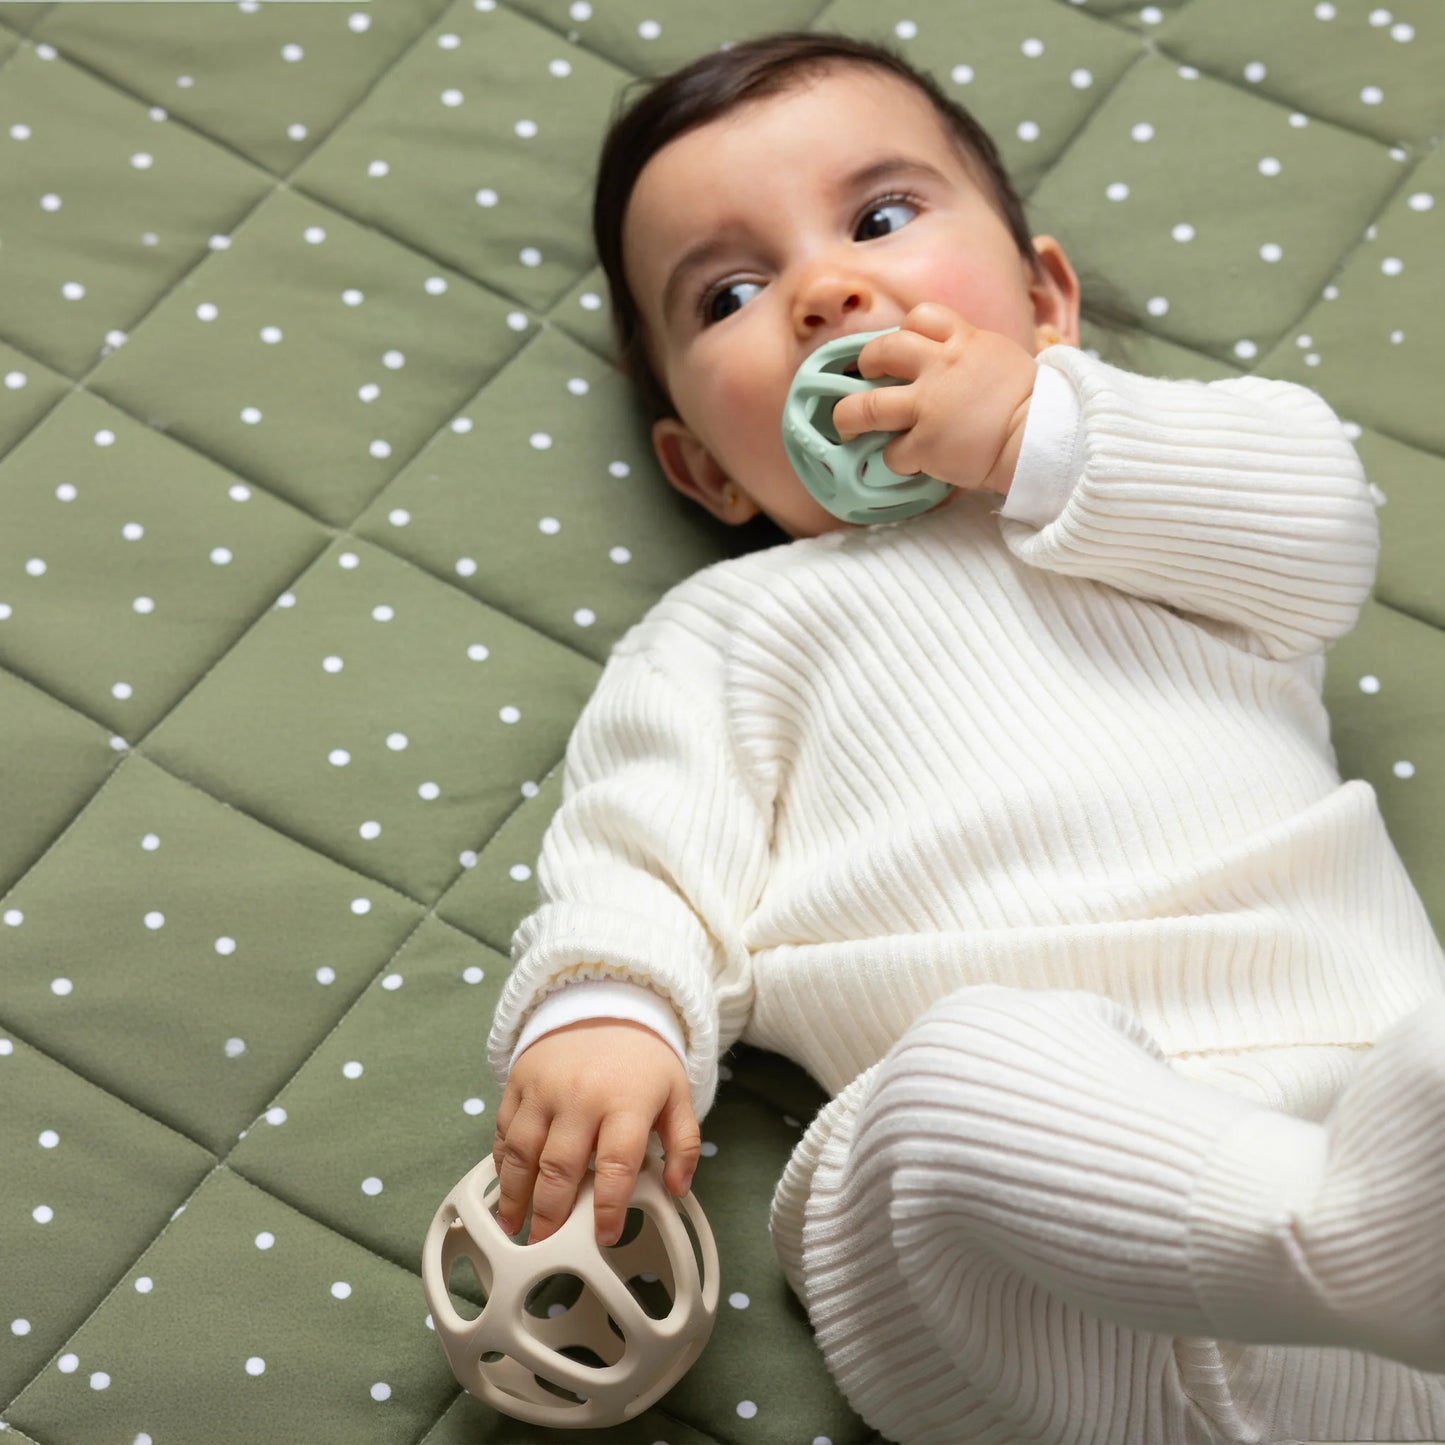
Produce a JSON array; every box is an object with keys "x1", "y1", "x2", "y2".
[
  {"x1": 489, "y1": 900, "x2": 721, "y2": 1121},
  {"x1": 1186, "y1": 1108, "x2": 1330, "y2": 1343}
]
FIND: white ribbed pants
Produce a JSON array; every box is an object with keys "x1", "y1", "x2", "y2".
[{"x1": 770, "y1": 984, "x2": 1445, "y2": 1445}]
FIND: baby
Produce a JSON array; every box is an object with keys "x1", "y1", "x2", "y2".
[{"x1": 486, "y1": 30, "x2": 1445, "y2": 1445}]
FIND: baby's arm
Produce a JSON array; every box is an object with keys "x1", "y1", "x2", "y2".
[
  {"x1": 487, "y1": 618, "x2": 772, "y2": 1239},
  {"x1": 995, "y1": 349, "x2": 1381, "y2": 663}
]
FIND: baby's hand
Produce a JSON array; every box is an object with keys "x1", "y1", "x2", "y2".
[
  {"x1": 491, "y1": 1018, "x2": 700, "y2": 1247},
  {"x1": 832, "y1": 303, "x2": 1039, "y2": 498}
]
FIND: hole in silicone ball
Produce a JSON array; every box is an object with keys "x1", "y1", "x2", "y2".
[
  {"x1": 524, "y1": 1272, "x2": 584, "y2": 1318},
  {"x1": 446, "y1": 1251, "x2": 486, "y2": 1319}
]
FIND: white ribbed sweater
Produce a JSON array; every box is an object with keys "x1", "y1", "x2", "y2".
[{"x1": 488, "y1": 344, "x2": 1445, "y2": 1127}]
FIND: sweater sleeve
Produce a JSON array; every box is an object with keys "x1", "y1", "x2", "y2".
[
  {"x1": 487, "y1": 640, "x2": 772, "y2": 1123},
  {"x1": 995, "y1": 346, "x2": 1381, "y2": 662}
]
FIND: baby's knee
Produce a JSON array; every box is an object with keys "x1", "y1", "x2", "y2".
[{"x1": 903, "y1": 981, "x2": 1160, "y2": 1064}]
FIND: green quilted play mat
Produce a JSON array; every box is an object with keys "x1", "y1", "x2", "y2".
[{"x1": 1, "y1": 2, "x2": 1441, "y2": 1443}]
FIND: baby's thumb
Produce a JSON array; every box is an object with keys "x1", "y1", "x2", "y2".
[{"x1": 657, "y1": 1092, "x2": 703, "y2": 1197}]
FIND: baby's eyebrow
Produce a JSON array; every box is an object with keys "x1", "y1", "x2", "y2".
[{"x1": 660, "y1": 154, "x2": 950, "y2": 326}]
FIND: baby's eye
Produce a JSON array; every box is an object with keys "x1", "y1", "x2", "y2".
[
  {"x1": 700, "y1": 279, "x2": 763, "y2": 326},
  {"x1": 855, "y1": 194, "x2": 921, "y2": 242}
]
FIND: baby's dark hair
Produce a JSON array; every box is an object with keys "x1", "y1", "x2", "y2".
[{"x1": 591, "y1": 31, "x2": 1053, "y2": 430}]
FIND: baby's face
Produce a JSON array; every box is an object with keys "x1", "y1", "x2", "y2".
[{"x1": 623, "y1": 63, "x2": 1081, "y2": 540}]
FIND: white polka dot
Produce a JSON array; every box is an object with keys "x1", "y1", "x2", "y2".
[
  {"x1": 1070, "y1": 69, "x2": 1093, "y2": 89},
  {"x1": 1360, "y1": 675, "x2": 1381, "y2": 694},
  {"x1": 1392, "y1": 760, "x2": 1415, "y2": 779},
  {"x1": 700, "y1": 1141, "x2": 718, "y2": 1157},
  {"x1": 1021, "y1": 37, "x2": 1044, "y2": 58},
  {"x1": 51, "y1": 978, "x2": 72, "y2": 996},
  {"x1": 549, "y1": 59, "x2": 572, "y2": 77},
  {"x1": 33, "y1": 1204, "x2": 54, "y2": 1224},
  {"x1": 951, "y1": 64, "x2": 974, "y2": 85},
  {"x1": 520, "y1": 246, "x2": 542, "y2": 267},
  {"x1": 529, "y1": 432, "x2": 552, "y2": 450},
  {"x1": 370, "y1": 1382, "x2": 392, "y2": 1401},
  {"x1": 499, "y1": 705, "x2": 520, "y2": 724},
  {"x1": 1016, "y1": 120, "x2": 1040, "y2": 142},
  {"x1": 1130, "y1": 122, "x2": 1154, "y2": 142},
  {"x1": 58, "y1": 1353, "x2": 79, "y2": 1373},
  {"x1": 241, "y1": 408, "x2": 261, "y2": 425},
  {"x1": 144, "y1": 911, "x2": 165, "y2": 930},
  {"x1": 1172, "y1": 222, "x2": 1195, "y2": 242},
  {"x1": 382, "y1": 350, "x2": 405, "y2": 369},
  {"x1": 1408, "y1": 193, "x2": 1435, "y2": 211},
  {"x1": 1315, "y1": 2, "x2": 1335, "y2": 17},
  {"x1": 381, "y1": 974, "x2": 402, "y2": 991},
  {"x1": 1234, "y1": 339, "x2": 1259, "y2": 360},
  {"x1": 246, "y1": 1357, "x2": 266, "y2": 1376},
  {"x1": 265, "y1": 1107, "x2": 286, "y2": 1125},
  {"x1": 362, "y1": 1177, "x2": 384, "y2": 1196},
  {"x1": 1361, "y1": 85, "x2": 1384, "y2": 105},
  {"x1": 343, "y1": 1061, "x2": 363, "y2": 1079},
  {"x1": 131, "y1": 152, "x2": 153, "y2": 170},
  {"x1": 372, "y1": 605, "x2": 394, "y2": 621},
  {"x1": 261, "y1": 326, "x2": 283, "y2": 344},
  {"x1": 282, "y1": 43, "x2": 303, "y2": 61},
  {"x1": 1106, "y1": 182, "x2": 1130, "y2": 201},
  {"x1": 136, "y1": 1276, "x2": 153, "y2": 1293},
  {"x1": 737, "y1": 1400, "x2": 758, "y2": 1419},
  {"x1": 61, "y1": 281, "x2": 87, "y2": 300},
  {"x1": 329, "y1": 749, "x2": 350, "y2": 766},
  {"x1": 331, "y1": 1281, "x2": 352, "y2": 1299},
  {"x1": 89, "y1": 1372, "x2": 110, "y2": 1390},
  {"x1": 464, "y1": 1096, "x2": 486, "y2": 1115},
  {"x1": 441, "y1": 88, "x2": 464, "y2": 107},
  {"x1": 225, "y1": 1038, "x2": 246, "y2": 1058},
  {"x1": 1392, "y1": 22, "x2": 1414, "y2": 40},
  {"x1": 467, "y1": 644, "x2": 490, "y2": 661},
  {"x1": 539, "y1": 517, "x2": 560, "y2": 536},
  {"x1": 728, "y1": 1291, "x2": 750, "y2": 1308},
  {"x1": 1244, "y1": 61, "x2": 1267, "y2": 83},
  {"x1": 515, "y1": 119, "x2": 538, "y2": 139},
  {"x1": 610, "y1": 546, "x2": 631, "y2": 563},
  {"x1": 359, "y1": 821, "x2": 381, "y2": 841},
  {"x1": 323, "y1": 656, "x2": 344, "y2": 673},
  {"x1": 40, "y1": 193, "x2": 61, "y2": 212},
  {"x1": 1146, "y1": 296, "x2": 1169, "y2": 317},
  {"x1": 94, "y1": 429, "x2": 115, "y2": 447},
  {"x1": 638, "y1": 19, "x2": 661, "y2": 40},
  {"x1": 39, "y1": 1130, "x2": 59, "y2": 1149},
  {"x1": 342, "y1": 289, "x2": 364, "y2": 306},
  {"x1": 1259, "y1": 157, "x2": 1281, "y2": 176},
  {"x1": 476, "y1": 188, "x2": 498, "y2": 207},
  {"x1": 255, "y1": 1231, "x2": 275, "y2": 1250},
  {"x1": 1260, "y1": 243, "x2": 1283, "y2": 262},
  {"x1": 304, "y1": 226, "x2": 326, "y2": 244},
  {"x1": 1382, "y1": 256, "x2": 1404, "y2": 276},
  {"x1": 216, "y1": 937, "x2": 236, "y2": 956}
]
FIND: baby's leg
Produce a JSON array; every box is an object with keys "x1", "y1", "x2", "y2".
[{"x1": 786, "y1": 984, "x2": 1445, "y2": 1444}]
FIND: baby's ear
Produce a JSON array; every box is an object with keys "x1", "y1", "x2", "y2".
[{"x1": 651, "y1": 418, "x2": 756, "y2": 524}]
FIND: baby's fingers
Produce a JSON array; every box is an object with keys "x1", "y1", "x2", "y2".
[
  {"x1": 493, "y1": 1113, "x2": 545, "y2": 1236},
  {"x1": 591, "y1": 1117, "x2": 651, "y2": 1247}
]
